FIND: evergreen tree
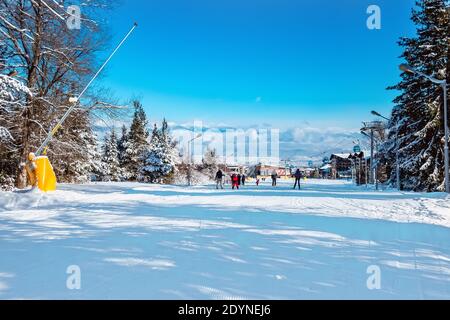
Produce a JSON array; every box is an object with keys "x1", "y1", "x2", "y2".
[
  {"x1": 141, "y1": 120, "x2": 179, "y2": 183},
  {"x1": 122, "y1": 101, "x2": 150, "y2": 181},
  {"x1": 69, "y1": 127, "x2": 102, "y2": 183},
  {"x1": 117, "y1": 124, "x2": 129, "y2": 178},
  {"x1": 100, "y1": 128, "x2": 121, "y2": 182},
  {"x1": 86, "y1": 131, "x2": 103, "y2": 182},
  {"x1": 51, "y1": 114, "x2": 103, "y2": 183},
  {"x1": 384, "y1": 0, "x2": 449, "y2": 191},
  {"x1": 159, "y1": 118, "x2": 180, "y2": 181}
]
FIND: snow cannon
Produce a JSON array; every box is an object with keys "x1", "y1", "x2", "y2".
[
  {"x1": 24, "y1": 24, "x2": 137, "y2": 193},
  {"x1": 26, "y1": 153, "x2": 57, "y2": 192}
]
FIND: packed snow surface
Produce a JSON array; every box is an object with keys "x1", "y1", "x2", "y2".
[{"x1": 0, "y1": 179, "x2": 449, "y2": 299}]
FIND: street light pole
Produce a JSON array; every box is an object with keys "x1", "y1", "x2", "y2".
[
  {"x1": 375, "y1": 140, "x2": 379, "y2": 191},
  {"x1": 365, "y1": 158, "x2": 368, "y2": 187},
  {"x1": 395, "y1": 125, "x2": 401, "y2": 191},
  {"x1": 444, "y1": 81, "x2": 449, "y2": 193},
  {"x1": 372, "y1": 110, "x2": 401, "y2": 191},
  {"x1": 400, "y1": 64, "x2": 449, "y2": 193},
  {"x1": 370, "y1": 129, "x2": 375, "y2": 185},
  {"x1": 361, "y1": 128, "x2": 382, "y2": 191}
]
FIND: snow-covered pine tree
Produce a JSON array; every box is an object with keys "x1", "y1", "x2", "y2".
[
  {"x1": 140, "y1": 124, "x2": 161, "y2": 183},
  {"x1": 84, "y1": 130, "x2": 103, "y2": 182},
  {"x1": 122, "y1": 101, "x2": 150, "y2": 181},
  {"x1": 47, "y1": 111, "x2": 103, "y2": 184},
  {"x1": 141, "y1": 120, "x2": 179, "y2": 183},
  {"x1": 384, "y1": 0, "x2": 449, "y2": 192},
  {"x1": 160, "y1": 119, "x2": 180, "y2": 182},
  {"x1": 100, "y1": 128, "x2": 122, "y2": 182},
  {"x1": 117, "y1": 125, "x2": 128, "y2": 165}
]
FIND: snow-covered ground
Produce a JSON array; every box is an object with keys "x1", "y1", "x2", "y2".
[{"x1": 0, "y1": 179, "x2": 449, "y2": 299}]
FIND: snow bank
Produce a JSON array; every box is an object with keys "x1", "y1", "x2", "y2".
[
  {"x1": 1, "y1": 180, "x2": 449, "y2": 228},
  {"x1": 0, "y1": 180, "x2": 449, "y2": 299}
]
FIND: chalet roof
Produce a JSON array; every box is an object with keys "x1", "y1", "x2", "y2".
[{"x1": 331, "y1": 153, "x2": 351, "y2": 160}]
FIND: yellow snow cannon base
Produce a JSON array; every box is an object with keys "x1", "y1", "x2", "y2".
[{"x1": 34, "y1": 156, "x2": 57, "y2": 192}]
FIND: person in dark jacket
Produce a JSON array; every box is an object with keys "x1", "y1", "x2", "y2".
[
  {"x1": 231, "y1": 174, "x2": 239, "y2": 190},
  {"x1": 237, "y1": 174, "x2": 242, "y2": 186},
  {"x1": 241, "y1": 175, "x2": 246, "y2": 185},
  {"x1": 293, "y1": 169, "x2": 302, "y2": 190},
  {"x1": 271, "y1": 170, "x2": 278, "y2": 187},
  {"x1": 215, "y1": 170, "x2": 224, "y2": 189}
]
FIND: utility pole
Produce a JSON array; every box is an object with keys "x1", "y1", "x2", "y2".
[
  {"x1": 395, "y1": 124, "x2": 401, "y2": 191},
  {"x1": 375, "y1": 140, "x2": 379, "y2": 191},
  {"x1": 358, "y1": 157, "x2": 361, "y2": 186},
  {"x1": 370, "y1": 129, "x2": 375, "y2": 185},
  {"x1": 361, "y1": 121, "x2": 385, "y2": 191},
  {"x1": 365, "y1": 158, "x2": 368, "y2": 187}
]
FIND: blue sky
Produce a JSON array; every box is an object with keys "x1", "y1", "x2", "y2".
[
  {"x1": 97, "y1": 0, "x2": 416, "y2": 130},
  {"x1": 94, "y1": 0, "x2": 418, "y2": 163}
]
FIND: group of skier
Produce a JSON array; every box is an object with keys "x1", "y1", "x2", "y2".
[
  {"x1": 214, "y1": 168, "x2": 304, "y2": 190},
  {"x1": 215, "y1": 170, "x2": 246, "y2": 190}
]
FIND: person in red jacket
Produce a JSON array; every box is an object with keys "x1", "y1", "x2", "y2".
[{"x1": 231, "y1": 174, "x2": 239, "y2": 190}]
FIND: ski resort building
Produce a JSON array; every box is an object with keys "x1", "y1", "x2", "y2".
[{"x1": 329, "y1": 153, "x2": 353, "y2": 179}]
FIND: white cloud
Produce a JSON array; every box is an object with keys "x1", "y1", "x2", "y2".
[
  {"x1": 166, "y1": 121, "x2": 365, "y2": 165},
  {"x1": 104, "y1": 258, "x2": 175, "y2": 270},
  {"x1": 94, "y1": 118, "x2": 366, "y2": 166},
  {"x1": 280, "y1": 126, "x2": 369, "y2": 163}
]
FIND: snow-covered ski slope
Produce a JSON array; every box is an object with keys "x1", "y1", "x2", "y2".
[{"x1": 0, "y1": 179, "x2": 449, "y2": 299}]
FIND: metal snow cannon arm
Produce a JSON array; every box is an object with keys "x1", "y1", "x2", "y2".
[
  {"x1": 30, "y1": 23, "x2": 138, "y2": 192},
  {"x1": 35, "y1": 23, "x2": 138, "y2": 158}
]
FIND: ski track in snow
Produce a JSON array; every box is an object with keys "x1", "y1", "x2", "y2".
[{"x1": 0, "y1": 179, "x2": 449, "y2": 299}]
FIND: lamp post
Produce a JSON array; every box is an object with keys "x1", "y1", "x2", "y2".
[
  {"x1": 353, "y1": 139, "x2": 368, "y2": 186},
  {"x1": 372, "y1": 110, "x2": 401, "y2": 191},
  {"x1": 360, "y1": 131, "x2": 372, "y2": 185},
  {"x1": 360, "y1": 129, "x2": 376, "y2": 186},
  {"x1": 361, "y1": 129, "x2": 380, "y2": 190},
  {"x1": 400, "y1": 64, "x2": 449, "y2": 193},
  {"x1": 187, "y1": 133, "x2": 202, "y2": 187}
]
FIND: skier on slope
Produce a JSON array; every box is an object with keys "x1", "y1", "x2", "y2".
[
  {"x1": 231, "y1": 173, "x2": 239, "y2": 190},
  {"x1": 293, "y1": 169, "x2": 302, "y2": 190},
  {"x1": 215, "y1": 169, "x2": 224, "y2": 189},
  {"x1": 271, "y1": 170, "x2": 278, "y2": 187},
  {"x1": 241, "y1": 174, "x2": 246, "y2": 186}
]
